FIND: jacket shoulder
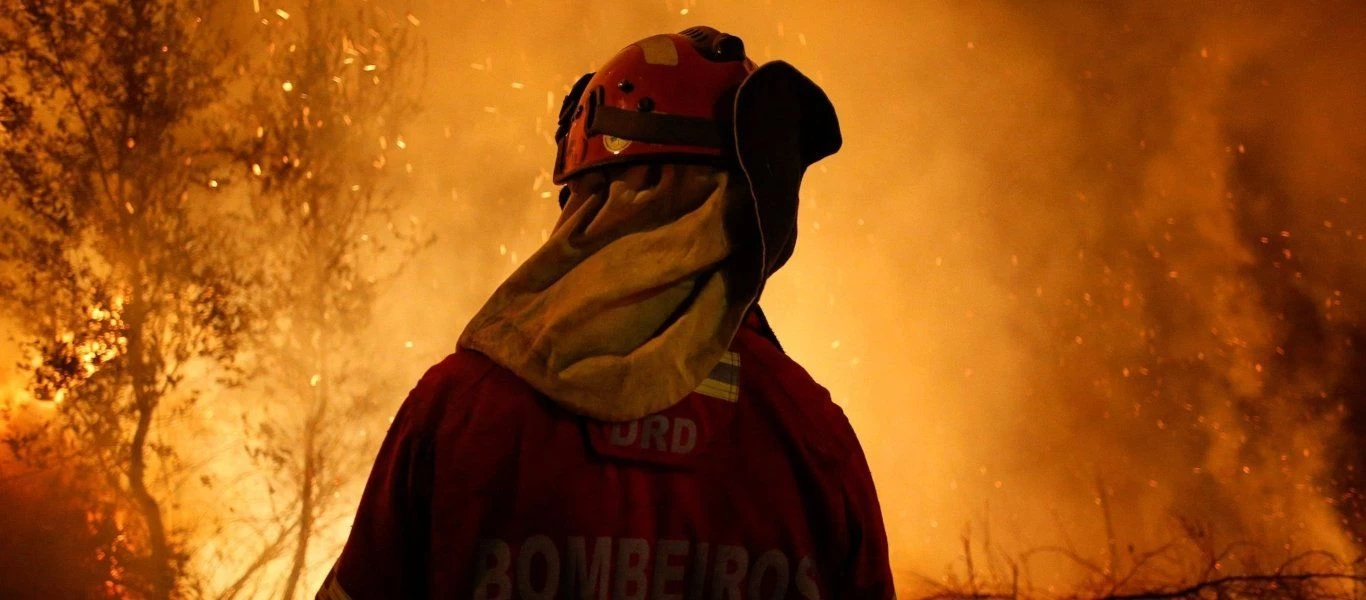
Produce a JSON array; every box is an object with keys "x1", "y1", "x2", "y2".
[
  {"x1": 413, "y1": 348, "x2": 498, "y2": 397},
  {"x1": 733, "y1": 327, "x2": 864, "y2": 465},
  {"x1": 393, "y1": 349, "x2": 517, "y2": 434}
]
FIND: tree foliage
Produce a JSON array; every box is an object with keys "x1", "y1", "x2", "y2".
[
  {"x1": 0, "y1": 0, "x2": 422, "y2": 597},
  {"x1": 214, "y1": 2, "x2": 425, "y2": 598},
  {"x1": 1, "y1": 0, "x2": 253, "y2": 597}
]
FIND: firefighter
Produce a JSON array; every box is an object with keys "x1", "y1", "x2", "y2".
[{"x1": 319, "y1": 27, "x2": 893, "y2": 599}]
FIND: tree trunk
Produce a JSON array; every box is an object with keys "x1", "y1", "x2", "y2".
[
  {"x1": 126, "y1": 304, "x2": 175, "y2": 600},
  {"x1": 129, "y1": 395, "x2": 174, "y2": 600},
  {"x1": 280, "y1": 423, "x2": 316, "y2": 600},
  {"x1": 282, "y1": 308, "x2": 328, "y2": 600}
]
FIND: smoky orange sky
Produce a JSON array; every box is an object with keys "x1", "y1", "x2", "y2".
[{"x1": 364, "y1": 0, "x2": 1366, "y2": 594}]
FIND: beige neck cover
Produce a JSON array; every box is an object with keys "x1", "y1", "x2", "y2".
[{"x1": 457, "y1": 164, "x2": 753, "y2": 422}]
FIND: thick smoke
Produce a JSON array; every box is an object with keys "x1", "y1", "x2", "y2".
[{"x1": 383, "y1": 0, "x2": 1366, "y2": 592}]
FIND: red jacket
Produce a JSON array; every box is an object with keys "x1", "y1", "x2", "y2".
[{"x1": 320, "y1": 316, "x2": 893, "y2": 599}]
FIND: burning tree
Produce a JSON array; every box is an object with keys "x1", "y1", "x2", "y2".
[
  {"x1": 0, "y1": 0, "x2": 251, "y2": 598},
  {"x1": 207, "y1": 3, "x2": 425, "y2": 598}
]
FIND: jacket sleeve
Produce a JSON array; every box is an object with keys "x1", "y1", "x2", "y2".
[
  {"x1": 318, "y1": 392, "x2": 434, "y2": 600},
  {"x1": 839, "y1": 430, "x2": 896, "y2": 599}
]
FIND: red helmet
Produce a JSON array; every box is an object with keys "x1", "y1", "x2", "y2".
[
  {"x1": 553, "y1": 26, "x2": 843, "y2": 284},
  {"x1": 553, "y1": 27, "x2": 756, "y2": 184}
]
